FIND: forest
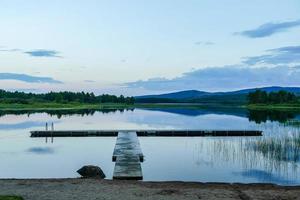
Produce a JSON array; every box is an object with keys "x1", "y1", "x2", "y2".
[
  {"x1": 0, "y1": 90, "x2": 135, "y2": 104},
  {"x1": 247, "y1": 90, "x2": 299, "y2": 104}
]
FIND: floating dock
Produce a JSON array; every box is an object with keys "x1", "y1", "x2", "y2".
[
  {"x1": 112, "y1": 132, "x2": 143, "y2": 180},
  {"x1": 30, "y1": 130, "x2": 262, "y2": 137}
]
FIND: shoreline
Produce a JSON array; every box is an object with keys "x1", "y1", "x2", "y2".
[
  {"x1": 0, "y1": 103, "x2": 134, "y2": 111},
  {"x1": 1, "y1": 102, "x2": 300, "y2": 112},
  {"x1": 1, "y1": 178, "x2": 300, "y2": 200}
]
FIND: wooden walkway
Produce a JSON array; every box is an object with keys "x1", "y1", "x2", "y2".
[
  {"x1": 112, "y1": 132, "x2": 143, "y2": 180},
  {"x1": 30, "y1": 130, "x2": 262, "y2": 137},
  {"x1": 29, "y1": 129, "x2": 263, "y2": 180}
]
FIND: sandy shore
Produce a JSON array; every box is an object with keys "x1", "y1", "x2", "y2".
[{"x1": 1, "y1": 179, "x2": 300, "y2": 200}]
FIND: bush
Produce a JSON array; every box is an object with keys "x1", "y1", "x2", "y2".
[{"x1": 0, "y1": 196, "x2": 24, "y2": 200}]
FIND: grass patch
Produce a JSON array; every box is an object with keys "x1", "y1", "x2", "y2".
[
  {"x1": 0, "y1": 102, "x2": 240, "y2": 111},
  {"x1": 0, "y1": 102, "x2": 134, "y2": 111},
  {"x1": 284, "y1": 120, "x2": 300, "y2": 127},
  {"x1": 247, "y1": 104, "x2": 300, "y2": 111},
  {"x1": 0, "y1": 196, "x2": 24, "y2": 200}
]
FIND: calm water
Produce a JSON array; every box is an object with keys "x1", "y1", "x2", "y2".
[{"x1": 0, "y1": 107, "x2": 300, "y2": 185}]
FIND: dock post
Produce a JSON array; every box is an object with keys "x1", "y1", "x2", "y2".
[
  {"x1": 51, "y1": 122, "x2": 54, "y2": 131},
  {"x1": 45, "y1": 122, "x2": 48, "y2": 131}
]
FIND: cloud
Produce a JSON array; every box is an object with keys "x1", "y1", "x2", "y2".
[
  {"x1": 195, "y1": 41, "x2": 214, "y2": 45},
  {"x1": 84, "y1": 80, "x2": 95, "y2": 83},
  {"x1": 0, "y1": 48, "x2": 21, "y2": 52},
  {"x1": 1, "y1": 47, "x2": 63, "y2": 58},
  {"x1": 236, "y1": 19, "x2": 300, "y2": 38},
  {"x1": 126, "y1": 65, "x2": 300, "y2": 91},
  {"x1": 0, "y1": 73, "x2": 63, "y2": 84},
  {"x1": 24, "y1": 49, "x2": 62, "y2": 58},
  {"x1": 243, "y1": 45, "x2": 300, "y2": 65}
]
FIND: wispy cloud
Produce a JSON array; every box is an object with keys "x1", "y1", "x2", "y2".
[
  {"x1": 243, "y1": 45, "x2": 300, "y2": 65},
  {"x1": 1, "y1": 47, "x2": 62, "y2": 58},
  {"x1": 84, "y1": 80, "x2": 95, "y2": 83},
  {"x1": 0, "y1": 73, "x2": 63, "y2": 84},
  {"x1": 126, "y1": 65, "x2": 300, "y2": 92},
  {"x1": 235, "y1": 19, "x2": 300, "y2": 38},
  {"x1": 24, "y1": 49, "x2": 62, "y2": 58},
  {"x1": 194, "y1": 41, "x2": 214, "y2": 45},
  {"x1": 0, "y1": 48, "x2": 21, "y2": 52}
]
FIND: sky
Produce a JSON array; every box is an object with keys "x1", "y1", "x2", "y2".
[{"x1": 0, "y1": 0, "x2": 300, "y2": 95}]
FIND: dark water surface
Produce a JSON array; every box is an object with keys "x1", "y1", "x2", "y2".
[{"x1": 0, "y1": 107, "x2": 300, "y2": 185}]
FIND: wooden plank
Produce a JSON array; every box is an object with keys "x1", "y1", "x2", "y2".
[
  {"x1": 112, "y1": 131, "x2": 143, "y2": 162},
  {"x1": 113, "y1": 155, "x2": 143, "y2": 180},
  {"x1": 30, "y1": 130, "x2": 262, "y2": 137},
  {"x1": 112, "y1": 131, "x2": 143, "y2": 180}
]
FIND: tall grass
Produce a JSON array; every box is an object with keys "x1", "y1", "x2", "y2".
[
  {"x1": 284, "y1": 119, "x2": 300, "y2": 127},
  {"x1": 250, "y1": 133, "x2": 300, "y2": 163}
]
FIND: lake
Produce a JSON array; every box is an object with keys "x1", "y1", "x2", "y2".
[{"x1": 0, "y1": 107, "x2": 300, "y2": 185}]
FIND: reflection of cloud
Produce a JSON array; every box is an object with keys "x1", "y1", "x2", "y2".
[
  {"x1": 24, "y1": 49, "x2": 62, "y2": 58},
  {"x1": 140, "y1": 107, "x2": 247, "y2": 118},
  {"x1": 0, "y1": 73, "x2": 63, "y2": 84},
  {"x1": 27, "y1": 147, "x2": 55, "y2": 154},
  {"x1": 0, "y1": 121, "x2": 60, "y2": 130},
  {"x1": 233, "y1": 169, "x2": 296, "y2": 184},
  {"x1": 243, "y1": 46, "x2": 300, "y2": 65},
  {"x1": 0, "y1": 121, "x2": 46, "y2": 130},
  {"x1": 235, "y1": 19, "x2": 300, "y2": 38}
]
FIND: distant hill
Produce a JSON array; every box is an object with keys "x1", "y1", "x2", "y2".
[
  {"x1": 135, "y1": 90, "x2": 210, "y2": 99},
  {"x1": 135, "y1": 86, "x2": 300, "y2": 104},
  {"x1": 225, "y1": 86, "x2": 300, "y2": 95}
]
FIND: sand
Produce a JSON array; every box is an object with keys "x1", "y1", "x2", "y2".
[{"x1": 0, "y1": 179, "x2": 300, "y2": 200}]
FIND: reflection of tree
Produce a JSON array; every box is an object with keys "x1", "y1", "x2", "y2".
[
  {"x1": 0, "y1": 108, "x2": 135, "y2": 118},
  {"x1": 248, "y1": 110, "x2": 295, "y2": 123}
]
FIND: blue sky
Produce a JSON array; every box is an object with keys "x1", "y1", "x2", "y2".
[{"x1": 0, "y1": 0, "x2": 300, "y2": 95}]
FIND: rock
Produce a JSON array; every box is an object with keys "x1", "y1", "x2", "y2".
[{"x1": 77, "y1": 165, "x2": 106, "y2": 179}]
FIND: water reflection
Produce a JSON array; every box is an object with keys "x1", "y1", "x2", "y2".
[
  {"x1": 187, "y1": 124, "x2": 300, "y2": 184},
  {"x1": 27, "y1": 147, "x2": 55, "y2": 155},
  {"x1": 0, "y1": 108, "x2": 135, "y2": 119},
  {"x1": 248, "y1": 110, "x2": 297, "y2": 123},
  {"x1": 0, "y1": 107, "x2": 300, "y2": 184},
  {"x1": 0, "y1": 107, "x2": 299, "y2": 124},
  {"x1": 233, "y1": 169, "x2": 296, "y2": 185},
  {"x1": 0, "y1": 121, "x2": 46, "y2": 130}
]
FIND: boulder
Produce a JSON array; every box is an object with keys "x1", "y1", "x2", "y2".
[{"x1": 77, "y1": 165, "x2": 106, "y2": 179}]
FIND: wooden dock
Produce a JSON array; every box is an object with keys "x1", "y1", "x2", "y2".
[
  {"x1": 29, "y1": 129, "x2": 262, "y2": 180},
  {"x1": 112, "y1": 132, "x2": 143, "y2": 180},
  {"x1": 30, "y1": 130, "x2": 262, "y2": 137}
]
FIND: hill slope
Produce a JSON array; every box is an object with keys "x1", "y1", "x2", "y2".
[{"x1": 135, "y1": 86, "x2": 300, "y2": 104}]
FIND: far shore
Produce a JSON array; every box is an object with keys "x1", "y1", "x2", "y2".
[
  {"x1": 0, "y1": 178, "x2": 300, "y2": 200},
  {"x1": 0, "y1": 103, "x2": 134, "y2": 111},
  {"x1": 246, "y1": 104, "x2": 300, "y2": 111},
  {"x1": 1, "y1": 102, "x2": 300, "y2": 112}
]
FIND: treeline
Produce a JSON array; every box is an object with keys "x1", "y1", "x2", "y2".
[
  {"x1": 0, "y1": 90, "x2": 135, "y2": 104},
  {"x1": 247, "y1": 90, "x2": 298, "y2": 104}
]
